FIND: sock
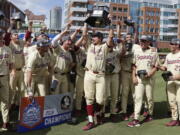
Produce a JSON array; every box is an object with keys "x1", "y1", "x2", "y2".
[{"x1": 87, "y1": 105, "x2": 94, "y2": 122}]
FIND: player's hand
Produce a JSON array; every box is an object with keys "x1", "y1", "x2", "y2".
[
  {"x1": 108, "y1": 14, "x2": 112, "y2": 23},
  {"x1": 10, "y1": 70, "x2": 16, "y2": 78},
  {"x1": 169, "y1": 76, "x2": 175, "y2": 81},
  {"x1": 145, "y1": 73, "x2": 152, "y2": 78},
  {"x1": 76, "y1": 28, "x2": 81, "y2": 33},
  {"x1": 133, "y1": 76, "x2": 138, "y2": 85},
  {"x1": 29, "y1": 21, "x2": 33, "y2": 26}
]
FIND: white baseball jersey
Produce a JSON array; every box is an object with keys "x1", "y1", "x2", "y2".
[
  {"x1": 0, "y1": 46, "x2": 13, "y2": 75},
  {"x1": 9, "y1": 41, "x2": 24, "y2": 69},
  {"x1": 53, "y1": 46, "x2": 73, "y2": 73},
  {"x1": 133, "y1": 47, "x2": 159, "y2": 74},
  {"x1": 76, "y1": 47, "x2": 87, "y2": 77},
  {"x1": 163, "y1": 52, "x2": 180, "y2": 83},
  {"x1": 23, "y1": 45, "x2": 36, "y2": 69},
  {"x1": 106, "y1": 50, "x2": 121, "y2": 73},
  {"x1": 26, "y1": 49, "x2": 50, "y2": 76},
  {"x1": 121, "y1": 44, "x2": 141, "y2": 72},
  {"x1": 86, "y1": 43, "x2": 109, "y2": 72}
]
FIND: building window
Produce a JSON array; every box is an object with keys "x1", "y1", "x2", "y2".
[
  {"x1": 138, "y1": 27, "x2": 142, "y2": 32},
  {"x1": 123, "y1": 25, "x2": 127, "y2": 30},
  {"x1": 123, "y1": 8, "x2": 128, "y2": 12},
  {"x1": 146, "y1": 19, "x2": 149, "y2": 24},
  {"x1": 113, "y1": 16, "x2": 116, "y2": 20},
  {"x1": 155, "y1": 20, "x2": 159, "y2": 24},
  {"x1": 118, "y1": 8, "x2": 122, "y2": 12},
  {"x1": 123, "y1": 16, "x2": 127, "y2": 21},
  {"x1": 156, "y1": 12, "x2": 159, "y2": 16},
  {"x1": 155, "y1": 28, "x2": 159, "y2": 33},
  {"x1": 150, "y1": 28, "x2": 154, "y2": 33},
  {"x1": 113, "y1": 7, "x2": 117, "y2": 12},
  {"x1": 150, "y1": 19, "x2": 154, "y2": 24},
  {"x1": 140, "y1": 19, "x2": 143, "y2": 24},
  {"x1": 146, "y1": 27, "x2": 149, "y2": 32}
]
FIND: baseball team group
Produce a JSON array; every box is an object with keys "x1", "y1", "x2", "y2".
[{"x1": 0, "y1": 16, "x2": 180, "y2": 131}]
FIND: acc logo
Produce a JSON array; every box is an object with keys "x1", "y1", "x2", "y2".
[
  {"x1": 22, "y1": 99, "x2": 42, "y2": 128},
  {"x1": 61, "y1": 96, "x2": 71, "y2": 110}
]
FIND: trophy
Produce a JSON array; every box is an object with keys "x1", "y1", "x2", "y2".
[
  {"x1": 85, "y1": 3, "x2": 111, "y2": 28},
  {"x1": 0, "y1": 10, "x2": 5, "y2": 20},
  {"x1": 11, "y1": 12, "x2": 25, "y2": 29},
  {"x1": 162, "y1": 71, "x2": 172, "y2": 81},
  {"x1": 137, "y1": 70, "x2": 147, "y2": 79}
]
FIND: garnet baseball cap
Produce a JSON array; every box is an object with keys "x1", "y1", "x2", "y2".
[{"x1": 92, "y1": 32, "x2": 104, "y2": 39}]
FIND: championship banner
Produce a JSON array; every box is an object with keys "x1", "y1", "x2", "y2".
[{"x1": 18, "y1": 93, "x2": 73, "y2": 133}]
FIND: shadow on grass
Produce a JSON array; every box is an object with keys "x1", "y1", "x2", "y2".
[{"x1": 153, "y1": 101, "x2": 170, "y2": 120}]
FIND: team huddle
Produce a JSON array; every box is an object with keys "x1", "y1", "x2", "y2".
[{"x1": 0, "y1": 17, "x2": 180, "y2": 131}]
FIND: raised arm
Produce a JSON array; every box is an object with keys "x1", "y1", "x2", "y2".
[
  {"x1": 51, "y1": 23, "x2": 71, "y2": 47},
  {"x1": 107, "y1": 14, "x2": 114, "y2": 47},
  {"x1": 75, "y1": 23, "x2": 88, "y2": 47}
]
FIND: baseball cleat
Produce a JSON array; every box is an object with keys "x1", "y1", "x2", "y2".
[
  {"x1": 127, "y1": 119, "x2": 140, "y2": 127},
  {"x1": 166, "y1": 120, "x2": 179, "y2": 126},
  {"x1": 82, "y1": 122, "x2": 95, "y2": 131}
]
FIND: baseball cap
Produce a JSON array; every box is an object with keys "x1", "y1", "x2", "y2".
[
  {"x1": 140, "y1": 35, "x2": 149, "y2": 41},
  {"x1": 92, "y1": 32, "x2": 104, "y2": 39},
  {"x1": 147, "y1": 35, "x2": 153, "y2": 42},
  {"x1": 170, "y1": 38, "x2": 179, "y2": 45},
  {"x1": 36, "y1": 39, "x2": 50, "y2": 47}
]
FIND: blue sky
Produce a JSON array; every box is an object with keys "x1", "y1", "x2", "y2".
[{"x1": 10, "y1": 0, "x2": 65, "y2": 26}]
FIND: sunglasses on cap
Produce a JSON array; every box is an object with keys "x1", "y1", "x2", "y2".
[
  {"x1": 170, "y1": 43, "x2": 180, "y2": 46},
  {"x1": 140, "y1": 39, "x2": 148, "y2": 43}
]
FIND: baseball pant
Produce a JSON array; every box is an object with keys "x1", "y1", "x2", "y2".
[
  {"x1": 121, "y1": 71, "x2": 135, "y2": 113},
  {"x1": 25, "y1": 76, "x2": 46, "y2": 97},
  {"x1": 134, "y1": 77, "x2": 154, "y2": 120},
  {"x1": 84, "y1": 71, "x2": 106, "y2": 105},
  {"x1": 0, "y1": 76, "x2": 9, "y2": 123},
  {"x1": 75, "y1": 75, "x2": 84, "y2": 110},
  {"x1": 53, "y1": 74, "x2": 68, "y2": 94},
  {"x1": 10, "y1": 70, "x2": 25, "y2": 105},
  {"x1": 167, "y1": 82, "x2": 180, "y2": 120},
  {"x1": 104, "y1": 73, "x2": 119, "y2": 114}
]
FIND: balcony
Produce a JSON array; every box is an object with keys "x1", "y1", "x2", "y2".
[
  {"x1": 71, "y1": 0, "x2": 88, "y2": 3},
  {"x1": 160, "y1": 32, "x2": 177, "y2": 36},
  {"x1": 71, "y1": 7, "x2": 87, "y2": 12},
  {"x1": 161, "y1": 24, "x2": 178, "y2": 28},
  {"x1": 70, "y1": 16, "x2": 86, "y2": 21},
  {"x1": 167, "y1": 16, "x2": 178, "y2": 20}
]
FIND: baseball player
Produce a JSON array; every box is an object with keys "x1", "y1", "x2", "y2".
[
  {"x1": 9, "y1": 29, "x2": 25, "y2": 108},
  {"x1": 26, "y1": 39, "x2": 51, "y2": 97},
  {"x1": 104, "y1": 43, "x2": 122, "y2": 122},
  {"x1": 127, "y1": 35, "x2": 159, "y2": 127},
  {"x1": 159, "y1": 38, "x2": 180, "y2": 126},
  {"x1": 74, "y1": 24, "x2": 88, "y2": 116},
  {"x1": 51, "y1": 24, "x2": 74, "y2": 94},
  {"x1": 120, "y1": 33, "x2": 141, "y2": 120},
  {"x1": 0, "y1": 29, "x2": 14, "y2": 130},
  {"x1": 82, "y1": 19, "x2": 114, "y2": 130}
]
